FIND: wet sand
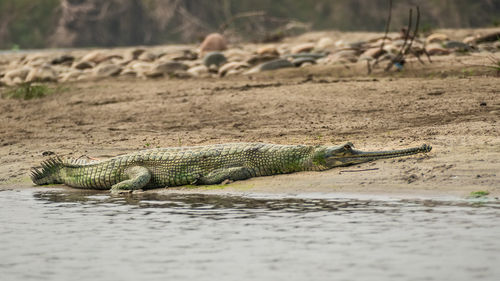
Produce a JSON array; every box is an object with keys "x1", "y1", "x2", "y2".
[{"x1": 1, "y1": 48, "x2": 499, "y2": 198}]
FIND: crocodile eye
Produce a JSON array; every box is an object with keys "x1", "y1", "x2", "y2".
[{"x1": 344, "y1": 144, "x2": 351, "y2": 150}]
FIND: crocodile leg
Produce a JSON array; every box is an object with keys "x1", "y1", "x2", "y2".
[
  {"x1": 111, "y1": 166, "x2": 151, "y2": 192},
  {"x1": 197, "y1": 167, "x2": 252, "y2": 185}
]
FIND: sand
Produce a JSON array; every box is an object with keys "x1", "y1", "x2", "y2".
[{"x1": 1, "y1": 47, "x2": 499, "y2": 198}]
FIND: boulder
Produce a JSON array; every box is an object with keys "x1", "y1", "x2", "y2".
[
  {"x1": 25, "y1": 65, "x2": 58, "y2": 82},
  {"x1": 257, "y1": 45, "x2": 280, "y2": 56},
  {"x1": 203, "y1": 52, "x2": 227, "y2": 68},
  {"x1": 199, "y1": 33, "x2": 227, "y2": 54},
  {"x1": 93, "y1": 63, "x2": 122, "y2": 77},
  {"x1": 51, "y1": 55, "x2": 75, "y2": 66},
  {"x1": 218, "y1": 62, "x2": 249, "y2": 77},
  {"x1": 145, "y1": 61, "x2": 188, "y2": 78},
  {"x1": 187, "y1": 65, "x2": 209, "y2": 78},
  {"x1": 4, "y1": 66, "x2": 32, "y2": 82},
  {"x1": 425, "y1": 43, "x2": 451, "y2": 56},
  {"x1": 246, "y1": 58, "x2": 294, "y2": 74},
  {"x1": 359, "y1": 48, "x2": 385, "y2": 60},
  {"x1": 291, "y1": 43, "x2": 315, "y2": 54},
  {"x1": 444, "y1": 41, "x2": 472, "y2": 52},
  {"x1": 59, "y1": 70, "x2": 82, "y2": 82},
  {"x1": 291, "y1": 57, "x2": 316, "y2": 67},
  {"x1": 81, "y1": 51, "x2": 122, "y2": 64},
  {"x1": 475, "y1": 31, "x2": 500, "y2": 44},
  {"x1": 124, "y1": 48, "x2": 146, "y2": 61},
  {"x1": 138, "y1": 51, "x2": 157, "y2": 62},
  {"x1": 315, "y1": 37, "x2": 335, "y2": 51},
  {"x1": 73, "y1": 60, "x2": 95, "y2": 70},
  {"x1": 426, "y1": 33, "x2": 449, "y2": 44},
  {"x1": 224, "y1": 48, "x2": 250, "y2": 62}
]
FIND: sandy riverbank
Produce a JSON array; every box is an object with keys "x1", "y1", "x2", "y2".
[{"x1": 1, "y1": 32, "x2": 499, "y2": 198}]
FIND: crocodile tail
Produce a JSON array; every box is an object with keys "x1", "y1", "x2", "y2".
[{"x1": 31, "y1": 157, "x2": 64, "y2": 185}]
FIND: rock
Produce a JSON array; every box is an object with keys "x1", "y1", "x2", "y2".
[
  {"x1": 11, "y1": 76, "x2": 24, "y2": 85},
  {"x1": 425, "y1": 43, "x2": 451, "y2": 56},
  {"x1": 382, "y1": 44, "x2": 399, "y2": 55},
  {"x1": 145, "y1": 61, "x2": 188, "y2": 78},
  {"x1": 315, "y1": 37, "x2": 335, "y2": 51},
  {"x1": 199, "y1": 33, "x2": 227, "y2": 54},
  {"x1": 4, "y1": 66, "x2": 32, "y2": 82},
  {"x1": 246, "y1": 59, "x2": 294, "y2": 74},
  {"x1": 23, "y1": 54, "x2": 48, "y2": 67},
  {"x1": 218, "y1": 62, "x2": 249, "y2": 77},
  {"x1": 93, "y1": 63, "x2": 122, "y2": 77},
  {"x1": 444, "y1": 41, "x2": 472, "y2": 52},
  {"x1": 475, "y1": 31, "x2": 500, "y2": 44},
  {"x1": 187, "y1": 65, "x2": 209, "y2": 78},
  {"x1": 81, "y1": 51, "x2": 115, "y2": 64},
  {"x1": 463, "y1": 36, "x2": 476, "y2": 45},
  {"x1": 203, "y1": 52, "x2": 227, "y2": 68},
  {"x1": 328, "y1": 50, "x2": 359, "y2": 63},
  {"x1": 72, "y1": 60, "x2": 95, "y2": 70},
  {"x1": 257, "y1": 45, "x2": 280, "y2": 56},
  {"x1": 25, "y1": 65, "x2": 57, "y2": 82},
  {"x1": 161, "y1": 49, "x2": 198, "y2": 61},
  {"x1": 291, "y1": 43, "x2": 315, "y2": 54},
  {"x1": 59, "y1": 70, "x2": 82, "y2": 82},
  {"x1": 51, "y1": 55, "x2": 75, "y2": 66},
  {"x1": 121, "y1": 61, "x2": 153, "y2": 77},
  {"x1": 224, "y1": 48, "x2": 250, "y2": 62},
  {"x1": 283, "y1": 53, "x2": 327, "y2": 60},
  {"x1": 359, "y1": 48, "x2": 385, "y2": 60},
  {"x1": 300, "y1": 62, "x2": 314, "y2": 68},
  {"x1": 138, "y1": 51, "x2": 157, "y2": 62},
  {"x1": 246, "y1": 54, "x2": 279, "y2": 66},
  {"x1": 426, "y1": 33, "x2": 449, "y2": 44},
  {"x1": 291, "y1": 57, "x2": 316, "y2": 67},
  {"x1": 155, "y1": 61, "x2": 188, "y2": 73},
  {"x1": 124, "y1": 48, "x2": 146, "y2": 61}
]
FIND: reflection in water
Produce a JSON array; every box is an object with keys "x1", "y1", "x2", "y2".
[{"x1": 1, "y1": 188, "x2": 499, "y2": 281}]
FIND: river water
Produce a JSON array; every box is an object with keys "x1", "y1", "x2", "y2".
[{"x1": 0, "y1": 188, "x2": 498, "y2": 281}]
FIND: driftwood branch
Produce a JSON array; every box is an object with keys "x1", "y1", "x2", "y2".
[{"x1": 370, "y1": 0, "x2": 393, "y2": 73}]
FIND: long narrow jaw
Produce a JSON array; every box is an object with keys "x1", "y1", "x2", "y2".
[{"x1": 324, "y1": 142, "x2": 432, "y2": 167}]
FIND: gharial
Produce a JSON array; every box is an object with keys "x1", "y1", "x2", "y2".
[{"x1": 31, "y1": 142, "x2": 432, "y2": 192}]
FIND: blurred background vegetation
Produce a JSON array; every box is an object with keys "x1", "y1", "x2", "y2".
[{"x1": 1, "y1": 0, "x2": 499, "y2": 49}]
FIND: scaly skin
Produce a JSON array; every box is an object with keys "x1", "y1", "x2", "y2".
[{"x1": 31, "y1": 142, "x2": 432, "y2": 192}]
